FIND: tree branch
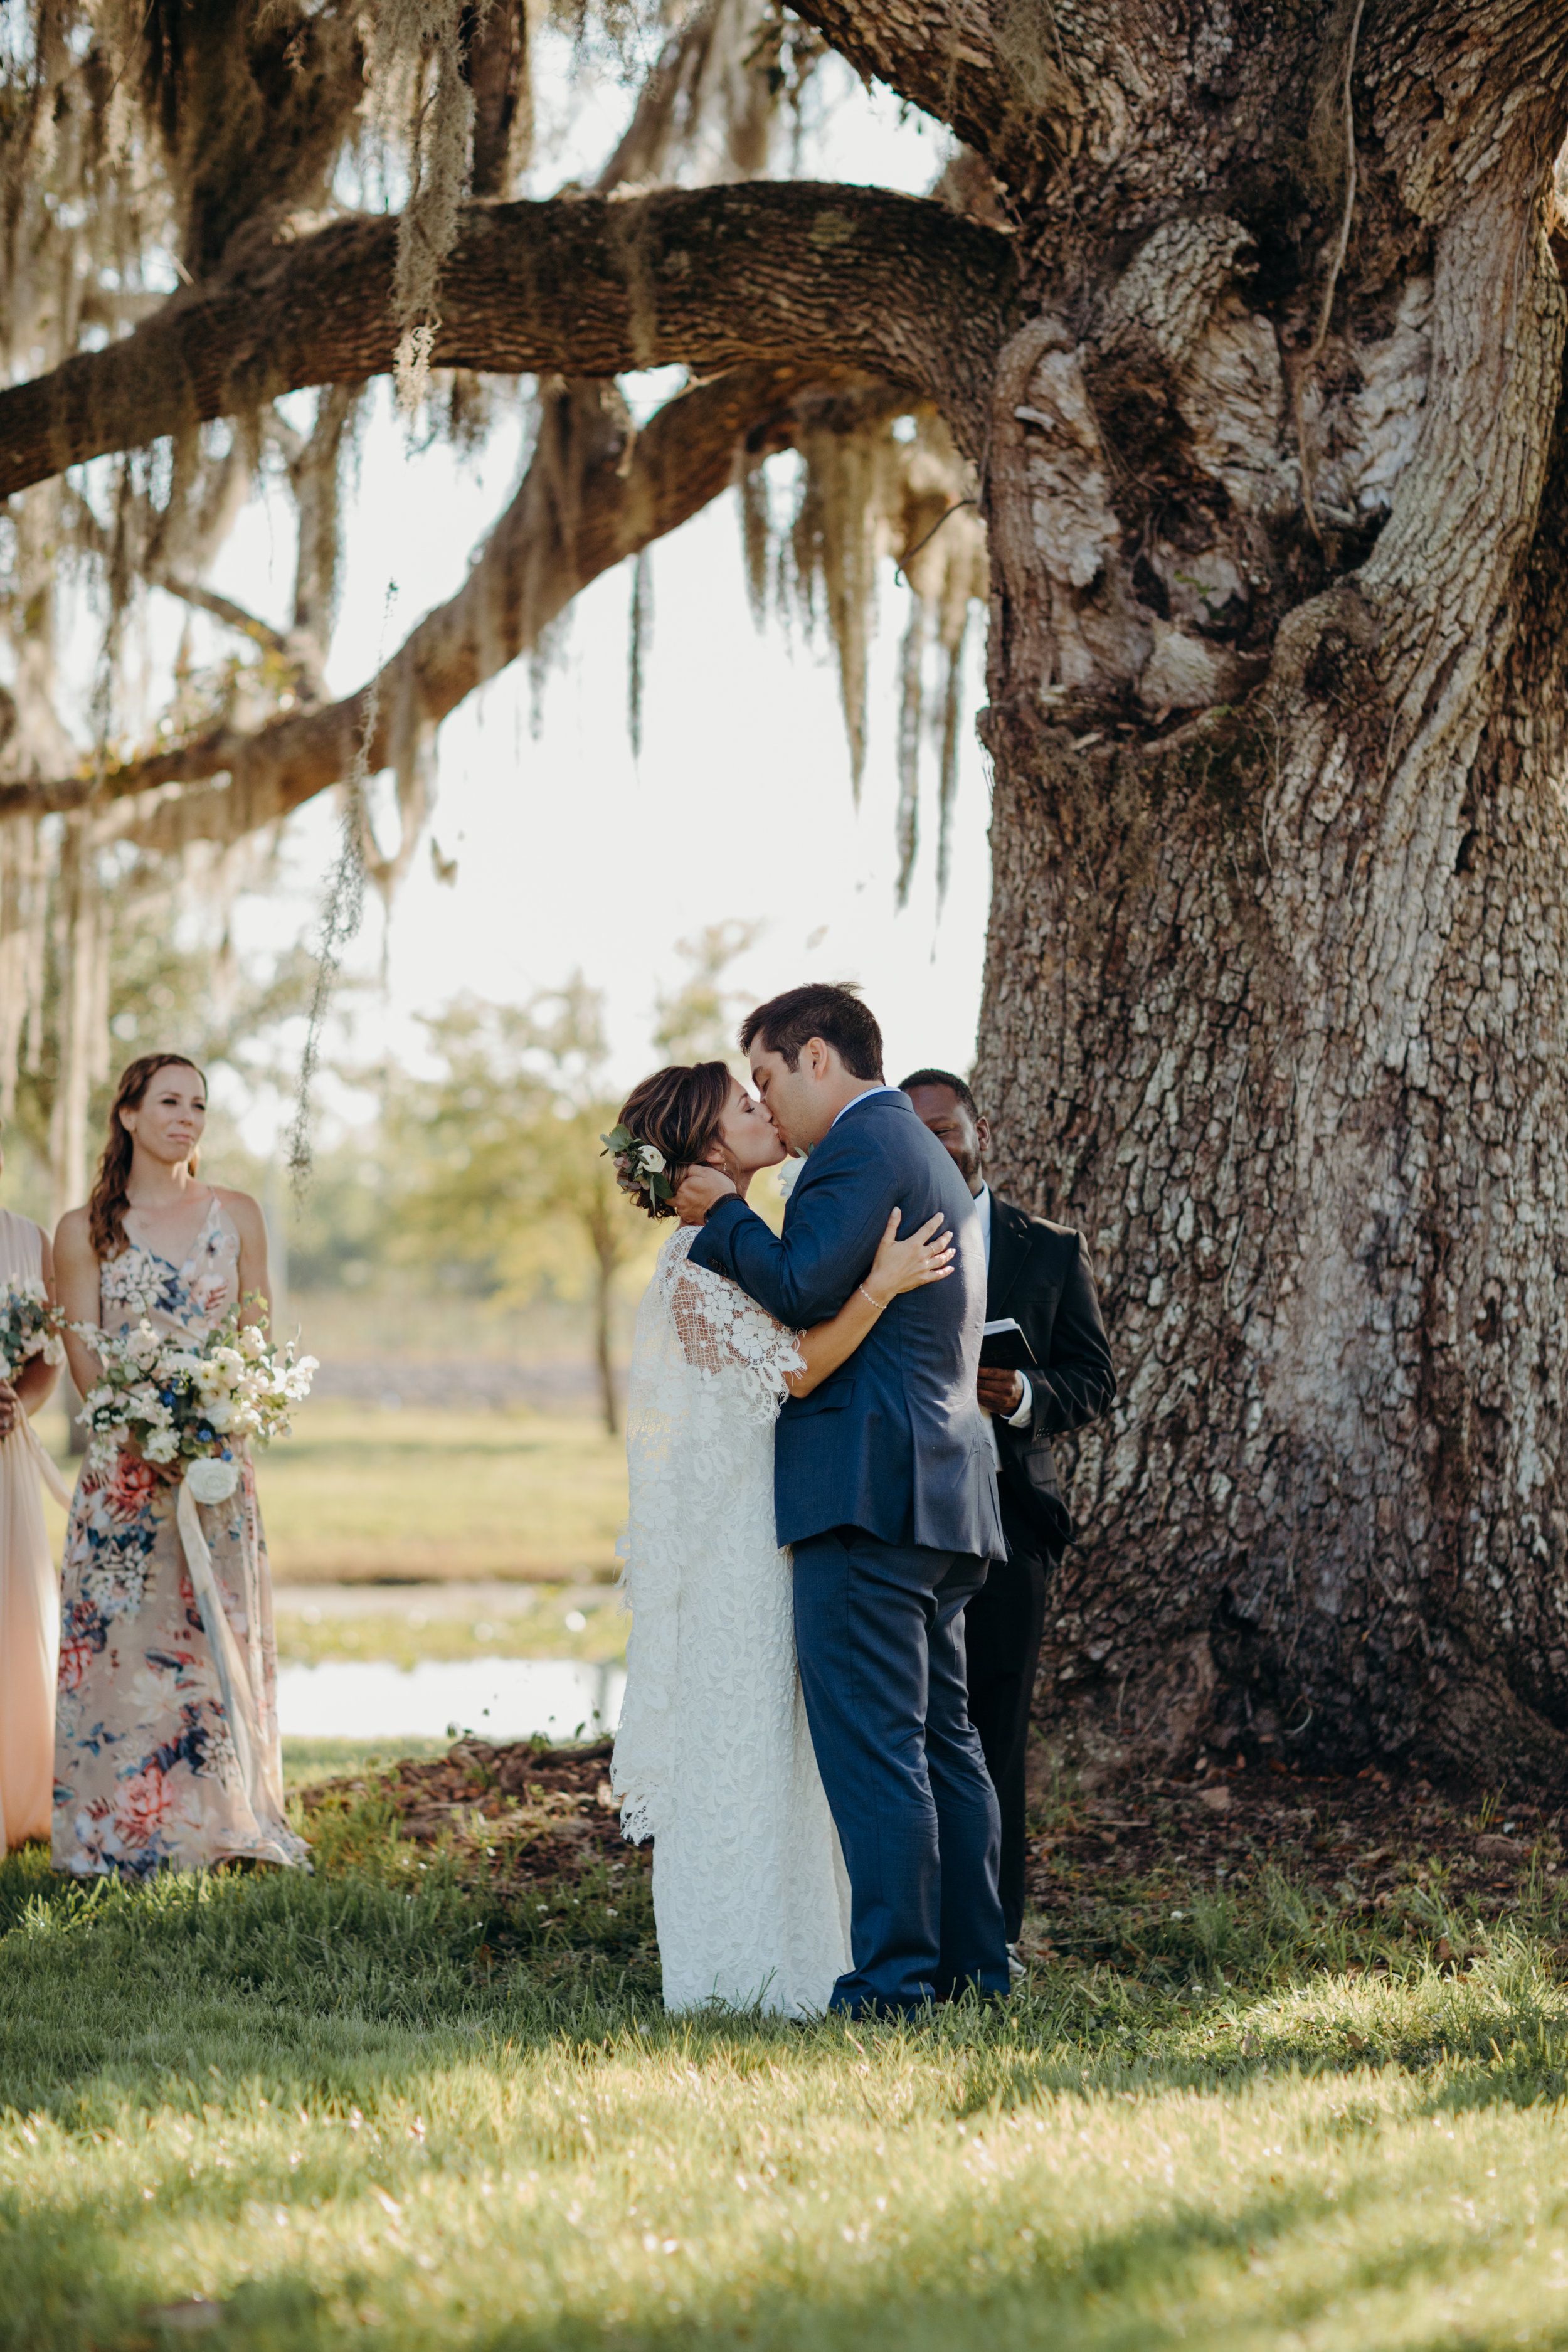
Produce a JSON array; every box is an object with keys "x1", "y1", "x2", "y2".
[
  {"x1": 787, "y1": 0, "x2": 1079, "y2": 186},
  {"x1": 157, "y1": 576, "x2": 292, "y2": 657},
  {"x1": 0, "y1": 185, "x2": 1017, "y2": 502},
  {"x1": 0, "y1": 361, "x2": 887, "y2": 839}
]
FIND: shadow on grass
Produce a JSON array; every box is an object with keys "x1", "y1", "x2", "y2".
[
  {"x1": 3, "y1": 1838, "x2": 1567, "y2": 2119},
  {"x1": 3, "y1": 1814, "x2": 1567, "y2": 2351}
]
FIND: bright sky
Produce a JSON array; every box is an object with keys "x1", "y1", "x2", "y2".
[{"x1": 153, "y1": 64, "x2": 994, "y2": 1143}]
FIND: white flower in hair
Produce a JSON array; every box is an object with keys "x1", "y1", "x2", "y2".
[{"x1": 600, "y1": 1123, "x2": 676, "y2": 1207}]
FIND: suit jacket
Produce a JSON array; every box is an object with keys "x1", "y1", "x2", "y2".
[
  {"x1": 987, "y1": 1194, "x2": 1116, "y2": 1555},
  {"x1": 689, "y1": 1091, "x2": 1007, "y2": 1560}
]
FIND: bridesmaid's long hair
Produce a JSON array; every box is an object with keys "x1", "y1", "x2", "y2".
[{"x1": 87, "y1": 1054, "x2": 207, "y2": 1261}]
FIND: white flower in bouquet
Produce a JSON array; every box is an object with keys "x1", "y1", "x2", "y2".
[
  {"x1": 69, "y1": 1298, "x2": 315, "y2": 1473},
  {"x1": 185, "y1": 1456, "x2": 240, "y2": 1504}
]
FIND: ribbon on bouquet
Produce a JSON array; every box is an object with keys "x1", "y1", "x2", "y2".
[
  {"x1": 18, "y1": 1412, "x2": 70, "y2": 1508},
  {"x1": 174, "y1": 1471, "x2": 285, "y2": 1826}
]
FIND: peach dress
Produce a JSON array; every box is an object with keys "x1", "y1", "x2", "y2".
[
  {"x1": 0, "y1": 1207, "x2": 62, "y2": 1850},
  {"x1": 52, "y1": 1194, "x2": 307, "y2": 1878}
]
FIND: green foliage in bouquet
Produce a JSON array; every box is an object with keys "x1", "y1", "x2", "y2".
[
  {"x1": 74, "y1": 1300, "x2": 317, "y2": 1491},
  {"x1": 0, "y1": 1278, "x2": 64, "y2": 1382}
]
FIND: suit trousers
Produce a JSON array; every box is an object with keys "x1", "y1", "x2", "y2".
[
  {"x1": 963, "y1": 1483, "x2": 1052, "y2": 1942},
  {"x1": 792, "y1": 1524, "x2": 1009, "y2": 2015}
]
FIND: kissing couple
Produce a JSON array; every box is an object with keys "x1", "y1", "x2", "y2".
[{"x1": 608, "y1": 981, "x2": 1010, "y2": 2018}]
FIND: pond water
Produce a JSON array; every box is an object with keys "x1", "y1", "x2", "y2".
[{"x1": 275, "y1": 1657, "x2": 627, "y2": 1742}]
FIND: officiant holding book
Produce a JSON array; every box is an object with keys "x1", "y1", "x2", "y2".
[{"x1": 901, "y1": 1071, "x2": 1116, "y2": 1972}]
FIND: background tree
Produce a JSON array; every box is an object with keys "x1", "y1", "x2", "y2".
[
  {"x1": 2, "y1": 3, "x2": 1567, "y2": 1778},
  {"x1": 386, "y1": 979, "x2": 648, "y2": 1434},
  {"x1": 651, "y1": 919, "x2": 765, "y2": 1067}
]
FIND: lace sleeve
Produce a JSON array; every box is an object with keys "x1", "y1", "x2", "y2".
[{"x1": 663, "y1": 1239, "x2": 804, "y2": 1424}]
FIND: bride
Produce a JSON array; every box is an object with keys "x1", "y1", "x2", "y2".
[{"x1": 609, "y1": 1060, "x2": 953, "y2": 2015}]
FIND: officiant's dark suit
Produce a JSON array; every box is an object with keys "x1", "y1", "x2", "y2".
[{"x1": 904, "y1": 1071, "x2": 1116, "y2": 1947}]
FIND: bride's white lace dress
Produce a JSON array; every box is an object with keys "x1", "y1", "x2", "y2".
[{"x1": 612, "y1": 1226, "x2": 850, "y2": 2014}]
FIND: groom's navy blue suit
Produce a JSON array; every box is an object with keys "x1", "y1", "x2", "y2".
[{"x1": 689, "y1": 1087, "x2": 1010, "y2": 2013}]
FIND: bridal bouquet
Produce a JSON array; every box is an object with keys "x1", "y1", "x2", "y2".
[
  {"x1": 76, "y1": 1306, "x2": 317, "y2": 1502},
  {"x1": 0, "y1": 1276, "x2": 65, "y2": 1382}
]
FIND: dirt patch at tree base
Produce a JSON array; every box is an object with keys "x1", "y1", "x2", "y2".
[
  {"x1": 296, "y1": 1737, "x2": 1566, "y2": 1990},
  {"x1": 1023, "y1": 1752, "x2": 1565, "y2": 1978},
  {"x1": 297, "y1": 1735, "x2": 647, "y2": 1891}
]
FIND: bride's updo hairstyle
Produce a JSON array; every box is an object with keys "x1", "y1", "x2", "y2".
[
  {"x1": 87, "y1": 1052, "x2": 207, "y2": 1261},
  {"x1": 615, "y1": 1061, "x2": 732, "y2": 1221}
]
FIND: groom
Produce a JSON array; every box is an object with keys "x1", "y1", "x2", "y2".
[{"x1": 674, "y1": 982, "x2": 1009, "y2": 2015}]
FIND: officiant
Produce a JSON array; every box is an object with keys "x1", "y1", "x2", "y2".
[{"x1": 901, "y1": 1069, "x2": 1116, "y2": 1971}]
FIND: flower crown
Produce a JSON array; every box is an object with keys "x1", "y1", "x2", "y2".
[{"x1": 601, "y1": 1123, "x2": 675, "y2": 1208}]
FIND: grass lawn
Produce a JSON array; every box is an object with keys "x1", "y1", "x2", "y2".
[
  {"x1": 272, "y1": 1588, "x2": 628, "y2": 1671},
  {"x1": 279, "y1": 1740, "x2": 454, "y2": 1791},
  {"x1": 2, "y1": 1759, "x2": 1568, "y2": 2349},
  {"x1": 237, "y1": 1404, "x2": 627, "y2": 1584},
  {"x1": 35, "y1": 1404, "x2": 629, "y2": 1587}
]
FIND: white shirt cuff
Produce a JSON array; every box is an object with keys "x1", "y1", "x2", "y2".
[{"x1": 1005, "y1": 1372, "x2": 1032, "y2": 1428}]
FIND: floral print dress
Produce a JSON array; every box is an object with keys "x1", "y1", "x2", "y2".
[{"x1": 52, "y1": 1194, "x2": 307, "y2": 1878}]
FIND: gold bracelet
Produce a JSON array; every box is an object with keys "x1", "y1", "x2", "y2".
[{"x1": 858, "y1": 1283, "x2": 886, "y2": 1313}]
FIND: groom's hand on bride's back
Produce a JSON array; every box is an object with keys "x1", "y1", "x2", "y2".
[{"x1": 674, "y1": 1164, "x2": 738, "y2": 1225}]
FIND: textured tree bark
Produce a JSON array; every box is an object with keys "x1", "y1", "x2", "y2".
[{"x1": 971, "y1": 4, "x2": 1568, "y2": 1782}]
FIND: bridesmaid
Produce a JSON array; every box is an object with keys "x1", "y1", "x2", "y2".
[
  {"x1": 52, "y1": 1054, "x2": 307, "y2": 1878},
  {"x1": 0, "y1": 1120, "x2": 64, "y2": 1853}
]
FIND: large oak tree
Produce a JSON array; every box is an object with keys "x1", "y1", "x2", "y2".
[{"x1": 2, "y1": 1, "x2": 1565, "y2": 1781}]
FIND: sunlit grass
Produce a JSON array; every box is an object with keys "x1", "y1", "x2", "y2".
[
  {"x1": 2, "y1": 1791, "x2": 1568, "y2": 2350},
  {"x1": 272, "y1": 1586, "x2": 627, "y2": 1670},
  {"x1": 279, "y1": 1739, "x2": 452, "y2": 1791},
  {"x1": 34, "y1": 1400, "x2": 629, "y2": 1584},
  {"x1": 244, "y1": 1402, "x2": 625, "y2": 1583}
]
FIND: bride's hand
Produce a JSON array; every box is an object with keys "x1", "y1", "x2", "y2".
[{"x1": 866, "y1": 1209, "x2": 955, "y2": 1303}]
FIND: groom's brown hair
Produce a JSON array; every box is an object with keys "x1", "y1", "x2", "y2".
[{"x1": 741, "y1": 983, "x2": 884, "y2": 1081}]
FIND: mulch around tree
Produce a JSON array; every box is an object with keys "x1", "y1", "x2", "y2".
[
  {"x1": 297, "y1": 1734, "x2": 648, "y2": 1894},
  {"x1": 298, "y1": 1736, "x2": 1564, "y2": 1981},
  {"x1": 1021, "y1": 1751, "x2": 1565, "y2": 1973}
]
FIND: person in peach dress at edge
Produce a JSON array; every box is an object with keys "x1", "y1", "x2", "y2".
[
  {"x1": 0, "y1": 1115, "x2": 66, "y2": 1853},
  {"x1": 51, "y1": 1055, "x2": 308, "y2": 1877}
]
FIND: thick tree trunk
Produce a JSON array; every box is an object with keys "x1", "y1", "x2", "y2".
[{"x1": 973, "y1": 8, "x2": 1568, "y2": 1784}]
